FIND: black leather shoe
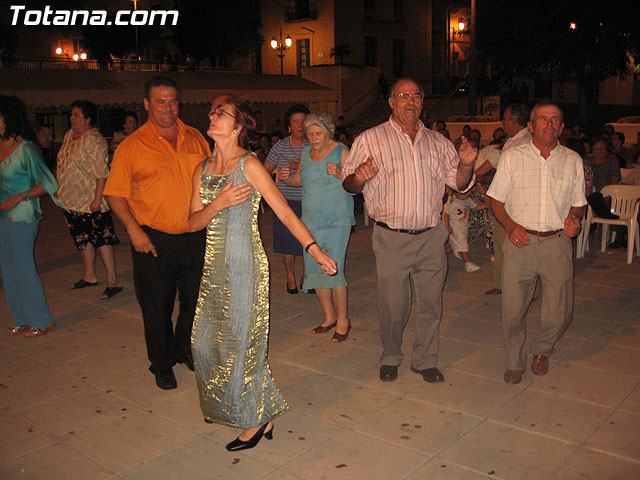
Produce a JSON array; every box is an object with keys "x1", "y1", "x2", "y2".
[
  {"x1": 176, "y1": 353, "x2": 194, "y2": 371},
  {"x1": 411, "y1": 366, "x2": 445, "y2": 383},
  {"x1": 226, "y1": 422, "x2": 269, "y2": 451},
  {"x1": 379, "y1": 365, "x2": 398, "y2": 382},
  {"x1": 155, "y1": 368, "x2": 177, "y2": 390}
]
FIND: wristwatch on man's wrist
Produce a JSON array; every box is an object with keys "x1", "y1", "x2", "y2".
[{"x1": 23, "y1": 191, "x2": 31, "y2": 201}]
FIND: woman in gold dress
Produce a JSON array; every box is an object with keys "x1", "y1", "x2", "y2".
[{"x1": 188, "y1": 96, "x2": 337, "y2": 451}]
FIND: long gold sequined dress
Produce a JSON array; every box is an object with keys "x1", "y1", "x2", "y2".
[{"x1": 192, "y1": 154, "x2": 288, "y2": 428}]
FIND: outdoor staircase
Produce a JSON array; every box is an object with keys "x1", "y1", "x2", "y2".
[
  {"x1": 350, "y1": 96, "x2": 471, "y2": 136},
  {"x1": 351, "y1": 98, "x2": 391, "y2": 135}
]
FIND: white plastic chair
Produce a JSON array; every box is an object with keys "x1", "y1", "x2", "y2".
[
  {"x1": 584, "y1": 184, "x2": 640, "y2": 264},
  {"x1": 576, "y1": 214, "x2": 589, "y2": 259}
]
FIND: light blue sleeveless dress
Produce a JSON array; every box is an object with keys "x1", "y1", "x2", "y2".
[
  {"x1": 300, "y1": 144, "x2": 354, "y2": 291},
  {"x1": 192, "y1": 153, "x2": 288, "y2": 428}
]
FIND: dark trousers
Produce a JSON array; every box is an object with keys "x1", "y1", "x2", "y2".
[{"x1": 132, "y1": 226, "x2": 206, "y2": 373}]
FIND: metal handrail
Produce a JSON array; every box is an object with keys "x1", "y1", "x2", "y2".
[
  {"x1": 343, "y1": 84, "x2": 380, "y2": 116},
  {"x1": 425, "y1": 78, "x2": 467, "y2": 116}
]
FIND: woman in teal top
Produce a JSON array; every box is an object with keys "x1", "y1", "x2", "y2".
[
  {"x1": 279, "y1": 111, "x2": 354, "y2": 342},
  {"x1": 0, "y1": 95, "x2": 66, "y2": 337}
]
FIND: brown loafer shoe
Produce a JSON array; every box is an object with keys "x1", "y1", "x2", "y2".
[
  {"x1": 504, "y1": 369, "x2": 524, "y2": 384},
  {"x1": 531, "y1": 355, "x2": 548, "y2": 375}
]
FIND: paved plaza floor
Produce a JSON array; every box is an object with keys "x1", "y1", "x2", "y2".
[{"x1": 1, "y1": 199, "x2": 639, "y2": 480}]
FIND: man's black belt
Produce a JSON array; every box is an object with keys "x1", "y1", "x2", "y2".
[{"x1": 374, "y1": 220, "x2": 432, "y2": 235}]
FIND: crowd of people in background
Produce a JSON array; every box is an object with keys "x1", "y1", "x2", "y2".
[{"x1": 2, "y1": 76, "x2": 640, "y2": 452}]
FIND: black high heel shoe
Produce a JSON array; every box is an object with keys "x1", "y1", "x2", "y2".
[
  {"x1": 225, "y1": 422, "x2": 270, "y2": 451},
  {"x1": 264, "y1": 424, "x2": 274, "y2": 440}
]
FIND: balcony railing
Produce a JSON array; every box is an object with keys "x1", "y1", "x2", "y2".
[
  {"x1": 284, "y1": 4, "x2": 318, "y2": 21},
  {"x1": 0, "y1": 57, "x2": 214, "y2": 72}
]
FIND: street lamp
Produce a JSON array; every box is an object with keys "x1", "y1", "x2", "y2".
[
  {"x1": 131, "y1": 0, "x2": 140, "y2": 60},
  {"x1": 270, "y1": 28, "x2": 292, "y2": 75}
]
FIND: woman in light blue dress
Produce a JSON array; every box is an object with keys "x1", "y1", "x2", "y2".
[
  {"x1": 279, "y1": 112, "x2": 354, "y2": 342},
  {"x1": 0, "y1": 95, "x2": 66, "y2": 337}
]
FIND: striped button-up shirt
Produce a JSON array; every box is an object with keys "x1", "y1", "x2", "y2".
[
  {"x1": 342, "y1": 117, "x2": 468, "y2": 230},
  {"x1": 487, "y1": 141, "x2": 587, "y2": 231}
]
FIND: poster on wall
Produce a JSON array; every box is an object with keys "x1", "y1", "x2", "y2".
[{"x1": 482, "y1": 96, "x2": 500, "y2": 119}]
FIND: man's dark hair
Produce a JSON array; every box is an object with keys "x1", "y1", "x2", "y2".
[
  {"x1": 144, "y1": 76, "x2": 178, "y2": 100},
  {"x1": 71, "y1": 100, "x2": 98, "y2": 127},
  {"x1": 506, "y1": 103, "x2": 529, "y2": 128},
  {"x1": 613, "y1": 131, "x2": 625, "y2": 144},
  {"x1": 284, "y1": 104, "x2": 310, "y2": 129},
  {"x1": 0, "y1": 94, "x2": 36, "y2": 142}
]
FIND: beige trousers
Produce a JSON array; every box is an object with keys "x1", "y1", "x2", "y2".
[
  {"x1": 501, "y1": 233, "x2": 574, "y2": 371},
  {"x1": 372, "y1": 222, "x2": 449, "y2": 370}
]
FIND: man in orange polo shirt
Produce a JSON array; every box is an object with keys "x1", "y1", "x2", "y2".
[{"x1": 105, "y1": 76, "x2": 211, "y2": 390}]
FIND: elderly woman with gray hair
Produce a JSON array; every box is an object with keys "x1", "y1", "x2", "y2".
[{"x1": 279, "y1": 112, "x2": 354, "y2": 341}]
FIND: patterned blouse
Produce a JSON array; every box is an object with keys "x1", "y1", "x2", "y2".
[{"x1": 56, "y1": 128, "x2": 110, "y2": 213}]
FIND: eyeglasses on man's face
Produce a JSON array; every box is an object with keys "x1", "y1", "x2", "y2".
[{"x1": 396, "y1": 92, "x2": 424, "y2": 102}]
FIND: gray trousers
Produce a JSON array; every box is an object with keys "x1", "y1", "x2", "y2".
[
  {"x1": 501, "y1": 233, "x2": 574, "y2": 371},
  {"x1": 372, "y1": 221, "x2": 449, "y2": 369},
  {"x1": 493, "y1": 222, "x2": 507, "y2": 289}
]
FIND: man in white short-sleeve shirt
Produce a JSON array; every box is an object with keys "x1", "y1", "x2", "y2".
[{"x1": 487, "y1": 102, "x2": 586, "y2": 385}]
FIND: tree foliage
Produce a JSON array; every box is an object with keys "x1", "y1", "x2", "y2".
[
  {"x1": 172, "y1": 0, "x2": 262, "y2": 68},
  {"x1": 330, "y1": 44, "x2": 353, "y2": 64},
  {"x1": 81, "y1": 16, "x2": 136, "y2": 65},
  {"x1": 477, "y1": 0, "x2": 640, "y2": 119},
  {"x1": 478, "y1": 0, "x2": 639, "y2": 80}
]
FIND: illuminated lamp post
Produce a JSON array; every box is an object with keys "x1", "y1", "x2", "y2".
[
  {"x1": 132, "y1": 0, "x2": 140, "y2": 59},
  {"x1": 270, "y1": 28, "x2": 292, "y2": 75}
]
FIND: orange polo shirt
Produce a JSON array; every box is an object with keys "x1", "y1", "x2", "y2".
[{"x1": 104, "y1": 119, "x2": 211, "y2": 234}]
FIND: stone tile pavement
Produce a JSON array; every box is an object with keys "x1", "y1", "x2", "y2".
[{"x1": 1, "y1": 199, "x2": 638, "y2": 479}]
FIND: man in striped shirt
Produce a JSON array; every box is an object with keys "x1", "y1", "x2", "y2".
[
  {"x1": 487, "y1": 103, "x2": 586, "y2": 385},
  {"x1": 342, "y1": 78, "x2": 477, "y2": 383}
]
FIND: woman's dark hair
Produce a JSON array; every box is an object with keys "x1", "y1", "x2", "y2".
[
  {"x1": 284, "y1": 104, "x2": 310, "y2": 129},
  {"x1": 565, "y1": 138, "x2": 585, "y2": 158},
  {"x1": 220, "y1": 96, "x2": 257, "y2": 150},
  {"x1": 590, "y1": 135, "x2": 608, "y2": 148},
  {"x1": 123, "y1": 111, "x2": 138, "y2": 124},
  {"x1": 0, "y1": 94, "x2": 36, "y2": 142},
  {"x1": 71, "y1": 100, "x2": 98, "y2": 127}
]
